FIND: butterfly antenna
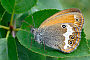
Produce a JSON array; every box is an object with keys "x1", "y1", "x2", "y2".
[
  {"x1": 31, "y1": 15, "x2": 35, "y2": 28},
  {"x1": 43, "y1": 41, "x2": 45, "y2": 51}
]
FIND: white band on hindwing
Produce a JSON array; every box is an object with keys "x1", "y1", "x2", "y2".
[{"x1": 63, "y1": 24, "x2": 74, "y2": 49}]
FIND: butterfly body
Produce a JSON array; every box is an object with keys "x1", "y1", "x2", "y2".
[{"x1": 31, "y1": 8, "x2": 84, "y2": 53}]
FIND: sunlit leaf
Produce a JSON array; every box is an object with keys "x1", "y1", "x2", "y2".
[
  {"x1": 16, "y1": 38, "x2": 46, "y2": 60},
  {"x1": 0, "y1": 38, "x2": 8, "y2": 60},
  {"x1": 8, "y1": 35, "x2": 18, "y2": 60},
  {"x1": 16, "y1": 9, "x2": 90, "y2": 58},
  {"x1": 1, "y1": 0, "x2": 37, "y2": 14}
]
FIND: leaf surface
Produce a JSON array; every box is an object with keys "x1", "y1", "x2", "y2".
[
  {"x1": 8, "y1": 35, "x2": 18, "y2": 60},
  {"x1": 16, "y1": 9, "x2": 90, "y2": 58},
  {"x1": 0, "y1": 38, "x2": 8, "y2": 60},
  {"x1": 1, "y1": 0, "x2": 37, "y2": 13}
]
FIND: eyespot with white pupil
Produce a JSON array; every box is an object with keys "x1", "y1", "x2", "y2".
[
  {"x1": 71, "y1": 36, "x2": 74, "y2": 39},
  {"x1": 68, "y1": 40, "x2": 74, "y2": 45},
  {"x1": 69, "y1": 35, "x2": 74, "y2": 40},
  {"x1": 61, "y1": 25, "x2": 66, "y2": 28}
]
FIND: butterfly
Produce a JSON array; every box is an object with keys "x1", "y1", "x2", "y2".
[{"x1": 31, "y1": 8, "x2": 84, "y2": 53}]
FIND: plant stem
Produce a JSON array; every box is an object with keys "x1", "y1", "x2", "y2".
[
  {"x1": 6, "y1": 10, "x2": 15, "y2": 39},
  {"x1": 10, "y1": 10, "x2": 15, "y2": 26},
  {"x1": 0, "y1": 25, "x2": 9, "y2": 30},
  {"x1": 0, "y1": 10, "x2": 6, "y2": 22},
  {"x1": 6, "y1": 31, "x2": 10, "y2": 39}
]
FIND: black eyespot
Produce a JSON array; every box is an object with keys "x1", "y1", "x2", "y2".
[
  {"x1": 76, "y1": 18, "x2": 79, "y2": 21},
  {"x1": 70, "y1": 41, "x2": 72, "y2": 44},
  {"x1": 69, "y1": 35, "x2": 74, "y2": 39},
  {"x1": 71, "y1": 36, "x2": 74, "y2": 39},
  {"x1": 62, "y1": 25, "x2": 66, "y2": 28},
  {"x1": 68, "y1": 40, "x2": 74, "y2": 45}
]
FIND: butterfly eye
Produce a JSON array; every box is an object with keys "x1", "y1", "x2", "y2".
[
  {"x1": 31, "y1": 28, "x2": 35, "y2": 33},
  {"x1": 68, "y1": 40, "x2": 74, "y2": 45},
  {"x1": 61, "y1": 25, "x2": 66, "y2": 28}
]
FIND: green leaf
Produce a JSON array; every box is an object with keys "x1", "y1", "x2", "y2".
[
  {"x1": 0, "y1": 12, "x2": 11, "y2": 38},
  {"x1": 7, "y1": 35, "x2": 18, "y2": 60},
  {"x1": 16, "y1": 38, "x2": 46, "y2": 60},
  {"x1": 46, "y1": 56, "x2": 57, "y2": 60},
  {"x1": 0, "y1": 2, "x2": 11, "y2": 38},
  {"x1": 14, "y1": 13, "x2": 29, "y2": 28},
  {"x1": 0, "y1": 38, "x2": 8, "y2": 60},
  {"x1": 87, "y1": 39, "x2": 90, "y2": 53},
  {"x1": 16, "y1": 9, "x2": 90, "y2": 58},
  {"x1": 88, "y1": 40, "x2": 90, "y2": 48},
  {"x1": 58, "y1": 56, "x2": 90, "y2": 60},
  {"x1": 1, "y1": 0, "x2": 37, "y2": 14},
  {"x1": 0, "y1": 2, "x2": 5, "y2": 22},
  {"x1": 0, "y1": 2, "x2": 6, "y2": 38}
]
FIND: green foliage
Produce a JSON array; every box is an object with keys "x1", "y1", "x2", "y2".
[
  {"x1": 0, "y1": 38, "x2": 8, "y2": 60},
  {"x1": 87, "y1": 40, "x2": 90, "y2": 53},
  {"x1": 0, "y1": 2, "x2": 5, "y2": 21},
  {"x1": 16, "y1": 9, "x2": 90, "y2": 58},
  {"x1": 1, "y1": 0, "x2": 37, "y2": 14},
  {"x1": 16, "y1": 38, "x2": 46, "y2": 60},
  {"x1": 0, "y1": 11, "x2": 11, "y2": 38},
  {"x1": 0, "y1": 0, "x2": 90, "y2": 60},
  {"x1": 8, "y1": 35, "x2": 18, "y2": 60},
  {"x1": 59, "y1": 0, "x2": 90, "y2": 10}
]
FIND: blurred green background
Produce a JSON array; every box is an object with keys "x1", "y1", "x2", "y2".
[
  {"x1": 31, "y1": 0, "x2": 90, "y2": 40},
  {"x1": 0, "y1": 0, "x2": 90, "y2": 60}
]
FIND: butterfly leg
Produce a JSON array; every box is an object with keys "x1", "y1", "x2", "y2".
[
  {"x1": 43, "y1": 40, "x2": 45, "y2": 51},
  {"x1": 30, "y1": 37, "x2": 32, "y2": 48}
]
